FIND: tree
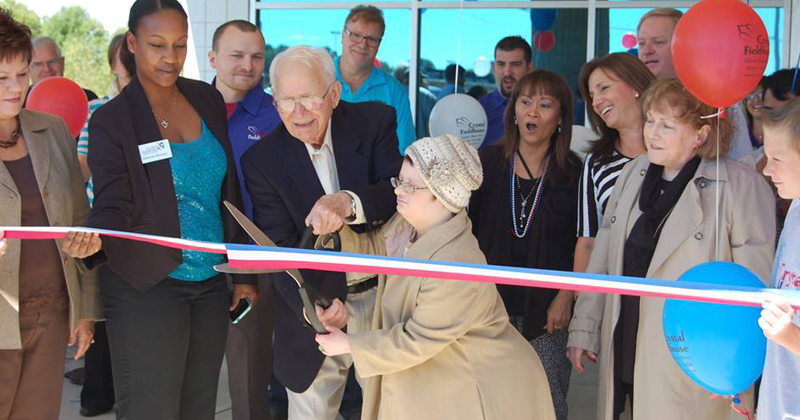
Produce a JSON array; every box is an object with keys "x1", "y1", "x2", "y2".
[
  {"x1": 42, "y1": 6, "x2": 111, "y2": 97},
  {"x1": 1, "y1": 0, "x2": 41, "y2": 36}
]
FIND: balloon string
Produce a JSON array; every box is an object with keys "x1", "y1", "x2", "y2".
[
  {"x1": 791, "y1": 48, "x2": 800, "y2": 94},
  {"x1": 454, "y1": 0, "x2": 464, "y2": 95},
  {"x1": 715, "y1": 111, "x2": 721, "y2": 261},
  {"x1": 729, "y1": 395, "x2": 753, "y2": 420}
]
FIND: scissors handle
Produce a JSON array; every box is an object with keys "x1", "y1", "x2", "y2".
[{"x1": 299, "y1": 227, "x2": 341, "y2": 252}]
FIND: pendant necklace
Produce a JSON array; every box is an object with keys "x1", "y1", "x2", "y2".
[
  {"x1": 510, "y1": 149, "x2": 550, "y2": 238},
  {"x1": 152, "y1": 87, "x2": 178, "y2": 129}
]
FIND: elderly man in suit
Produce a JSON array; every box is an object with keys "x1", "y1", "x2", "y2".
[{"x1": 241, "y1": 45, "x2": 401, "y2": 420}]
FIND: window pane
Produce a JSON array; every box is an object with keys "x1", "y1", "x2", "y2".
[
  {"x1": 596, "y1": 7, "x2": 783, "y2": 75},
  {"x1": 417, "y1": 8, "x2": 588, "y2": 136},
  {"x1": 258, "y1": 9, "x2": 411, "y2": 86}
]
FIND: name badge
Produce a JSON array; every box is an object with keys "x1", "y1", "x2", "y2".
[{"x1": 139, "y1": 139, "x2": 173, "y2": 164}]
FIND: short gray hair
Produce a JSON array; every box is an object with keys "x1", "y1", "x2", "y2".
[
  {"x1": 269, "y1": 45, "x2": 335, "y2": 94},
  {"x1": 32, "y1": 36, "x2": 62, "y2": 58}
]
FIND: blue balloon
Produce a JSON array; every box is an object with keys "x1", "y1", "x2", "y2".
[
  {"x1": 627, "y1": 48, "x2": 638, "y2": 57},
  {"x1": 662, "y1": 261, "x2": 766, "y2": 395},
  {"x1": 530, "y1": 9, "x2": 557, "y2": 32}
]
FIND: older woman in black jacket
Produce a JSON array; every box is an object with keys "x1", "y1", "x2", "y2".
[{"x1": 468, "y1": 70, "x2": 582, "y2": 420}]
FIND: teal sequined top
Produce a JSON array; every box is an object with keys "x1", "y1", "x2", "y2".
[{"x1": 168, "y1": 120, "x2": 226, "y2": 281}]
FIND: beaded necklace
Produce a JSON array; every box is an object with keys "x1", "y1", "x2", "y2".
[{"x1": 510, "y1": 152, "x2": 550, "y2": 238}]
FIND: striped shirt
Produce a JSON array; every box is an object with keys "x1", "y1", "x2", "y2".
[
  {"x1": 577, "y1": 151, "x2": 632, "y2": 237},
  {"x1": 77, "y1": 98, "x2": 109, "y2": 205}
]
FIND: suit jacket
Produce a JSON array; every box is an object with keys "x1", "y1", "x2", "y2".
[
  {"x1": 241, "y1": 100, "x2": 401, "y2": 392},
  {"x1": 0, "y1": 110, "x2": 102, "y2": 349},
  {"x1": 568, "y1": 156, "x2": 776, "y2": 420},
  {"x1": 340, "y1": 212, "x2": 556, "y2": 420},
  {"x1": 86, "y1": 76, "x2": 249, "y2": 292}
]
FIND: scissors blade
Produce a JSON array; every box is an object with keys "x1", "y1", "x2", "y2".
[{"x1": 222, "y1": 201, "x2": 331, "y2": 334}]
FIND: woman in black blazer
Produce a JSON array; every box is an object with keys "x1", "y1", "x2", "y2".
[
  {"x1": 468, "y1": 70, "x2": 582, "y2": 420},
  {"x1": 63, "y1": 1, "x2": 255, "y2": 419}
]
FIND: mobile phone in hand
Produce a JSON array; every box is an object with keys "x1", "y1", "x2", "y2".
[{"x1": 230, "y1": 296, "x2": 252, "y2": 324}]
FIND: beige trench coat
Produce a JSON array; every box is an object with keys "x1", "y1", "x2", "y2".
[
  {"x1": 0, "y1": 110, "x2": 102, "y2": 349},
  {"x1": 568, "y1": 156, "x2": 775, "y2": 420},
  {"x1": 338, "y1": 210, "x2": 556, "y2": 420}
]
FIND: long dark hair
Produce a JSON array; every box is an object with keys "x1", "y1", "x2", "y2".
[
  {"x1": 500, "y1": 70, "x2": 580, "y2": 187},
  {"x1": 578, "y1": 53, "x2": 655, "y2": 165}
]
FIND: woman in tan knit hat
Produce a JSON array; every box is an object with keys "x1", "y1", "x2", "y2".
[{"x1": 315, "y1": 134, "x2": 556, "y2": 420}]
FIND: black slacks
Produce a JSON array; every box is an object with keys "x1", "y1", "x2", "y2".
[
  {"x1": 101, "y1": 270, "x2": 229, "y2": 420},
  {"x1": 225, "y1": 275, "x2": 274, "y2": 420}
]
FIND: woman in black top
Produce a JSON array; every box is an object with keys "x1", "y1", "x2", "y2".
[
  {"x1": 469, "y1": 70, "x2": 582, "y2": 420},
  {"x1": 62, "y1": 1, "x2": 254, "y2": 419}
]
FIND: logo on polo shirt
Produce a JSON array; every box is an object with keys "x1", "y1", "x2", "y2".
[{"x1": 247, "y1": 126, "x2": 266, "y2": 141}]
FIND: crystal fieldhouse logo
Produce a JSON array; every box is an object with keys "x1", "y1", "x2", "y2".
[{"x1": 247, "y1": 126, "x2": 266, "y2": 141}]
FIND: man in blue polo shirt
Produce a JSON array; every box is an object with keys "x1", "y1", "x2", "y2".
[
  {"x1": 335, "y1": 5, "x2": 415, "y2": 154},
  {"x1": 479, "y1": 36, "x2": 534, "y2": 148},
  {"x1": 208, "y1": 20, "x2": 281, "y2": 420}
]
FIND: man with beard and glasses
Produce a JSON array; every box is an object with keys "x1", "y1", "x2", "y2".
[{"x1": 479, "y1": 36, "x2": 533, "y2": 148}]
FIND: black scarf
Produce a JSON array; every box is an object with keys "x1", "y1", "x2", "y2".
[
  {"x1": 614, "y1": 156, "x2": 701, "y2": 385},
  {"x1": 622, "y1": 156, "x2": 701, "y2": 278}
]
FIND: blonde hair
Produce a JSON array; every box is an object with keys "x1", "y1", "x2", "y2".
[
  {"x1": 269, "y1": 45, "x2": 336, "y2": 94},
  {"x1": 641, "y1": 78, "x2": 732, "y2": 159},
  {"x1": 637, "y1": 8, "x2": 683, "y2": 32},
  {"x1": 762, "y1": 96, "x2": 800, "y2": 154}
]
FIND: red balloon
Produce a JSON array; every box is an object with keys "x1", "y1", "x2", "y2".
[
  {"x1": 534, "y1": 31, "x2": 556, "y2": 52},
  {"x1": 26, "y1": 77, "x2": 89, "y2": 138},
  {"x1": 672, "y1": 0, "x2": 769, "y2": 108},
  {"x1": 622, "y1": 32, "x2": 638, "y2": 49},
  {"x1": 373, "y1": 58, "x2": 382, "y2": 69}
]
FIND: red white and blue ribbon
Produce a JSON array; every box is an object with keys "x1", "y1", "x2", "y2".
[{"x1": 3, "y1": 226, "x2": 800, "y2": 310}]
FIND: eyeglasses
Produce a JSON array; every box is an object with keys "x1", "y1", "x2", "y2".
[
  {"x1": 30, "y1": 58, "x2": 63, "y2": 71},
  {"x1": 391, "y1": 177, "x2": 428, "y2": 195},
  {"x1": 344, "y1": 28, "x2": 382, "y2": 48},
  {"x1": 274, "y1": 84, "x2": 333, "y2": 113}
]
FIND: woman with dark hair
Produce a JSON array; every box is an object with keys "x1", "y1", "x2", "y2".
[
  {"x1": 573, "y1": 53, "x2": 655, "y2": 275},
  {"x1": 0, "y1": 8, "x2": 101, "y2": 419},
  {"x1": 74, "y1": 31, "x2": 140, "y2": 418},
  {"x1": 62, "y1": 0, "x2": 254, "y2": 418},
  {"x1": 468, "y1": 70, "x2": 581, "y2": 420},
  {"x1": 568, "y1": 79, "x2": 774, "y2": 420}
]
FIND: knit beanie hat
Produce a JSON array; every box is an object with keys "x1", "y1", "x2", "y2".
[{"x1": 405, "y1": 134, "x2": 483, "y2": 213}]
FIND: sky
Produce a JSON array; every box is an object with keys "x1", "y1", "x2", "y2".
[{"x1": 17, "y1": 0, "x2": 784, "y2": 74}]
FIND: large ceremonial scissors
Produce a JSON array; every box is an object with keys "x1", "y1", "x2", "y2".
[{"x1": 214, "y1": 200, "x2": 340, "y2": 334}]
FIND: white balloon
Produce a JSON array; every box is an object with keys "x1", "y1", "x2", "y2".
[
  {"x1": 429, "y1": 93, "x2": 488, "y2": 149},
  {"x1": 472, "y1": 56, "x2": 492, "y2": 78}
]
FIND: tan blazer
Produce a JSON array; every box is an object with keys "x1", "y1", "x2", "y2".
[
  {"x1": 0, "y1": 109, "x2": 101, "y2": 350},
  {"x1": 568, "y1": 156, "x2": 775, "y2": 420},
  {"x1": 339, "y1": 211, "x2": 556, "y2": 420}
]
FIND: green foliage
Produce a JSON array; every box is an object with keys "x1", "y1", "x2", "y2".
[
  {"x1": 40, "y1": 6, "x2": 112, "y2": 97},
  {"x1": 0, "y1": 0, "x2": 41, "y2": 36}
]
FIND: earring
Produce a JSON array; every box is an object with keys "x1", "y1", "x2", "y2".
[
  {"x1": 635, "y1": 92, "x2": 640, "y2": 98},
  {"x1": 557, "y1": 124, "x2": 562, "y2": 133},
  {"x1": 514, "y1": 116, "x2": 518, "y2": 124}
]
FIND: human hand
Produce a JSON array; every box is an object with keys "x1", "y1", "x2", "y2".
[
  {"x1": 69, "y1": 320, "x2": 95, "y2": 360},
  {"x1": 231, "y1": 284, "x2": 259, "y2": 310},
  {"x1": 316, "y1": 298, "x2": 349, "y2": 330},
  {"x1": 305, "y1": 192, "x2": 352, "y2": 235},
  {"x1": 315, "y1": 326, "x2": 351, "y2": 356},
  {"x1": 759, "y1": 295, "x2": 800, "y2": 355},
  {"x1": 546, "y1": 290, "x2": 574, "y2": 334},
  {"x1": 567, "y1": 346, "x2": 597, "y2": 374},
  {"x1": 61, "y1": 231, "x2": 102, "y2": 258}
]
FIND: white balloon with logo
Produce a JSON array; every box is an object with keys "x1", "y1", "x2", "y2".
[{"x1": 428, "y1": 93, "x2": 488, "y2": 149}]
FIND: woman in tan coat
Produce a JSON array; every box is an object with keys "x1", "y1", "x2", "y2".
[
  {"x1": 0, "y1": 9, "x2": 101, "y2": 420},
  {"x1": 567, "y1": 79, "x2": 775, "y2": 420},
  {"x1": 315, "y1": 134, "x2": 556, "y2": 420}
]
